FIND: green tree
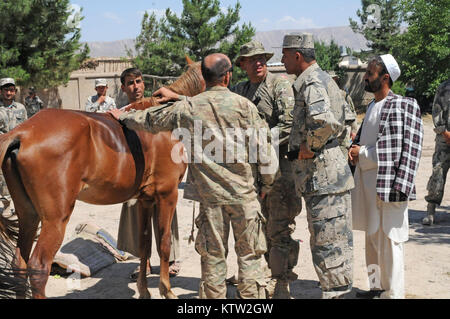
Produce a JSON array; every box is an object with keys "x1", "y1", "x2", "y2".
[
  {"x1": 349, "y1": 0, "x2": 403, "y2": 56},
  {"x1": 131, "y1": 0, "x2": 255, "y2": 84},
  {"x1": 0, "y1": 0, "x2": 89, "y2": 89},
  {"x1": 392, "y1": 0, "x2": 450, "y2": 108},
  {"x1": 315, "y1": 39, "x2": 342, "y2": 72}
]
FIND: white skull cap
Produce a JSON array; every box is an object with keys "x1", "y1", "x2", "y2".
[{"x1": 380, "y1": 54, "x2": 401, "y2": 82}]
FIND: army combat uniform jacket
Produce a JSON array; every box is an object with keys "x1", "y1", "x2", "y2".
[
  {"x1": 119, "y1": 86, "x2": 278, "y2": 205},
  {"x1": 24, "y1": 95, "x2": 44, "y2": 118},
  {"x1": 425, "y1": 79, "x2": 450, "y2": 205},
  {"x1": 289, "y1": 63, "x2": 354, "y2": 196},
  {"x1": 232, "y1": 71, "x2": 295, "y2": 149},
  {"x1": 432, "y1": 79, "x2": 450, "y2": 145},
  {"x1": 85, "y1": 95, "x2": 116, "y2": 113},
  {"x1": 0, "y1": 99, "x2": 28, "y2": 133}
]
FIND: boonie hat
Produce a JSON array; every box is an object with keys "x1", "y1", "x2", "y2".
[
  {"x1": 281, "y1": 33, "x2": 315, "y2": 49},
  {"x1": 236, "y1": 40, "x2": 274, "y2": 67},
  {"x1": 0, "y1": 78, "x2": 16, "y2": 88},
  {"x1": 95, "y1": 78, "x2": 108, "y2": 87},
  {"x1": 380, "y1": 54, "x2": 401, "y2": 82}
]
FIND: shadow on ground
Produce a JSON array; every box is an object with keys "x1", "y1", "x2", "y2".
[
  {"x1": 50, "y1": 261, "x2": 199, "y2": 299},
  {"x1": 408, "y1": 208, "x2": 450, "y2": 245}
]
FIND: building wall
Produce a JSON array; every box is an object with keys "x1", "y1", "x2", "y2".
[
  {"x1": 18, "y1": 58, "x2": 374, "y2": 114},
  {"x1": 18, "y1": 58, "x2": 133, "y2": 111}
]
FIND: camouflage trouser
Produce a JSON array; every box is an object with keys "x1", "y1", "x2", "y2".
[
  {"x1": 303, "y1": 191, "x2": 353, "y2": 297},
  {"x1": 0, "y1": 173, "x2": 10, "y2": 198},
  {"x1": 195, "y1": 199, "x2": 267, "y2": 299},
  {"x1": 425, "y1": 142, "x2": 450, "y2": 205},
  {"x1": 262, "y1": 158, "x2": 302, "y2": 280}
]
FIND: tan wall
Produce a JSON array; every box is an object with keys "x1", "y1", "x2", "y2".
[
  {"x1": 18, "y1": 58, "x2": 133, "y2": 111},
  {"x1": 18, "y1": 59, "x2": 374, "y2": 114}
]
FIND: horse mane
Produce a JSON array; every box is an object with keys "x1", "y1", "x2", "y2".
[{"x1": 129, "y1": 61, "x2": 204, "y2": 111}]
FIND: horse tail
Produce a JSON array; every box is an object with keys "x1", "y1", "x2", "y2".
[
  {"x1": 0, "y1": 132, "x2": 20, "y2": 169},
  {"x1": 0, "y1": 131, "x2": 21, "y2": 243},
  {"x1": 0, "y1": 131, "x2": 32, "y2": 298}
]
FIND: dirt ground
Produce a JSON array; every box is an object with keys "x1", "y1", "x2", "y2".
[{"x1": 43, "y1": 115, "x2": 449, "y2": 299}]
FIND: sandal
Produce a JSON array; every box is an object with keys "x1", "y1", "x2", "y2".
[
  {"x1": 129, "y1": 262, "x2": 152, "y2": 282},
  {"x1": 169, "y1": 261, "x2": 181, "y2": 277}
]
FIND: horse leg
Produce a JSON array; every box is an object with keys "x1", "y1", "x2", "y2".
[
  {"x1": 156, "y1": 191, "x2": 178, "y2": 299},
  {"x1": 13, "y1": 214, "x2": 40, "y2": 299},
  {"x1": 27, "y1": 212, "x2": 73, "y2": 299},
  {"x1": 136, "y1": 201, "x2": 152, "y2": 299}
]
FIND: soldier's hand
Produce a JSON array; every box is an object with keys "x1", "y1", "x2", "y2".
[
  {"x1": 108, "y1": 108, "x2": 125, "y2": 120},
  {"x1": 153, "y1": 87, "x2": 180, "y2": 104},
  {"x1": 443, "y1": 131, "x2": 450, "y2": 145},
  {"x1": 97, "y1": 95, "x2": 106, "y2": 105},
  {"x1": 298, "y1": 143, "x2": 315, "y2": 160},
  {"x1": 349, "y1": 145, "x2": 360, "y2": 165}
]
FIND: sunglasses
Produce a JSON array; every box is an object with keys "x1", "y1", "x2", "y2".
[{"x1": 221, "y1": 65, "x2": 234, "y2": 77}]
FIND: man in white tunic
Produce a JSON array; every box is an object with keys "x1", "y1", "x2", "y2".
[{"x1": 349, "y1": 54, "x2": 424, "y2": 299}]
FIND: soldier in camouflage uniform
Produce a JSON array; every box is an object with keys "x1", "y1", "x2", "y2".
[
  {"x1": 85, "y1": 78, "x2": 117, "y2": 113},
  {"x1": 24, "y1": 87, "x2": 44, "y2": 118},
  {"x1": 328, "y1": 71, "x2": 359, "y2": 160},
  {"x1": 280, "y1": 33, "x2": 354, "y2": 299},
  {"x1": 423, "y1": 79, "x2": 450, "y2": 225},
  {"x1": 232, "y1": 40, "x2": 301, "y2": 299},
  {"x1": 0, "y1": 78, "x2": 28, "y2": 206},
  {"x1": 111, "y1": 53, "x2": 278, "y2": 299}
]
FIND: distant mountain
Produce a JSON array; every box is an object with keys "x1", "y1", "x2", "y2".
[
  {"x1": 86, "y1": 26, "x2": 369, "y2": 61},
  {"x1": 254, "y1": 26, "x2": 370, "y2": 62},
  {"x1": 85, "y1": 39, "x2": 135, "y2": 58}
]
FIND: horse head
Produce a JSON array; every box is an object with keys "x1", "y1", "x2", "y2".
[{"x1": 128, "y1": 56, "x2": 205, "y2": 111}]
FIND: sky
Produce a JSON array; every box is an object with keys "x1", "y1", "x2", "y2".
[{"x1": 70, "y1": 0, "x2": 363, "y2": 43}]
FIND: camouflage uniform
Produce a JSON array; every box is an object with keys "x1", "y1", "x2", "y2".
[
  {"x1": 119, "y1": 86, "x2": 278, "y2": 299},
  {"x1": 0, "y1": 96, "x2": 27, "y2": 198},
  {"x1": 85, "y1": 95, "x2": 116, "y2": 113},
  {"x1": 338, "y1": 89, "x2": 358, "y2": 159},
  {"x1": 327, "y1": 71, "x2": 358, "y2": 159},
  {"x1": 283, "y1": 33, "x2": 354, "y2": 299},
  {"x1": 424, "y1": 79, "x2": 450, "y2": 224},
  {"x1": 232, "y1": 70, "x2": 301, "y2": 292},
  {"x1": 24, "y1": 95, "x2": 44, "y2": 118}
]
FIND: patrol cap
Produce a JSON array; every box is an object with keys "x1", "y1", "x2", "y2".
[
  {"x1": 29, "y1": 87, "x2": 36, "y2": 93},
  {"x1": 236, "y1": 40, "x2": 274, "y2": 67},
  {"x1": 95, "y1": 78, "x2": 108, "y2": 87},
  {"x1": 0, "y1": 78, "x2": 16, "y2": 88},
  {"x1": 380, "y1": 54, "x2": 401, "y2": 82},
  {"x1": 281, "y1": 32, "x2": 315, "y2": 49}
]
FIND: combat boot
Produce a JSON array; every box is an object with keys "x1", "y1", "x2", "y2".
[
  {"x1": 265, "y1": 278, "x2": 276, "y2": 299},
  {"x1": 272, "y1": 279, "x2": 291, "y2": 299},
  {"x1": 422, "y1": 203, "x2": 436, "y2": 225}
]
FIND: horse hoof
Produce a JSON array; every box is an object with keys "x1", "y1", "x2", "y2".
[
  {"x1": 139, "y1": 290, "x2": 151, "y2": 299},
  {"x1": 165, "y1": 291, "x2": 178, "y2": 299}
]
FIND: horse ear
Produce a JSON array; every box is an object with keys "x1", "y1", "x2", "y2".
[{"x1": 185, "y1": 55, "x2": 195, "y2": 65}]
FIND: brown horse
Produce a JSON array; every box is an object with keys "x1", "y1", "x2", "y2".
[{"x1": 0, "y1": 60, "x2": 204, "y2": 299}]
